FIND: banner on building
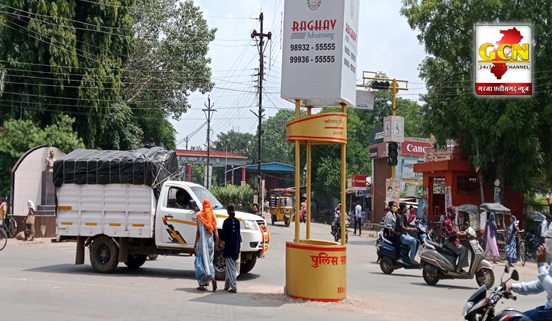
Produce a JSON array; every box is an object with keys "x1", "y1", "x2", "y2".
[
  {"x1": 445, "y1": 186, "x2": 452, "y2": 208},
  {"x1": 385, "y1": 178, "x2": 401, "y2": 205}
]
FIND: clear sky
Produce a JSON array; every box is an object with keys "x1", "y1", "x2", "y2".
[{"x1": 174, "y1": 0, "x2": 428, "y2": 149}]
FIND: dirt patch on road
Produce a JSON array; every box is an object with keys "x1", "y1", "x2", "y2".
[{"x1": 246, "y1": 285, "x2": 413, "y2": 320}]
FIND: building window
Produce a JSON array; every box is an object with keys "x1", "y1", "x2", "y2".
[{"x1": 457, "y1": 176, "x2": 479, "y2": 194}]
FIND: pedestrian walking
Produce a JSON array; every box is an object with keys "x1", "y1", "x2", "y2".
[
  {"x1": 505, "y1": 215, "x2": 520, "y2": 266},
  {"x1": 354, "y1": 201, "x2": 362, "y2": 236},
  {"x1": 221, "y1": 203, "x2": 241, "y2": 293},
  {"x1": 194, "y1": 199, "x2": 219, "y2": 292},
  {"x1": 24, "y1": 200, "x2": 36, "y2": 241},
  {"x1": 539, "y1": 216, "x2": 549, "y2": 246},
  {"x1": 484, "y1": 212, "x2": 500, "y2": 264}
]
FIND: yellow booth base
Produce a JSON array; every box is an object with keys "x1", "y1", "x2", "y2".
[{"x1": 285, "y1": 239, "x2": 346, "y2": 302}]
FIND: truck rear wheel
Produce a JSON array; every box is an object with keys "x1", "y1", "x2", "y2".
[
  {"x1": 214, "y1": 249, "x2": 226, "y2": 281},
  {"x1": 90, "y1": 235, "x2": 119, "y2": 273},
  {"x1": 240, "y1": 255, "x2": 257, "y2": 274},
  {"x1": 124, "y1": 255, "x2": 147, "y2": 269}
]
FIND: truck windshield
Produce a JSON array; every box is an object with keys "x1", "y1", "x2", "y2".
[{"x1": 190, "y1": 186, "x2": 224, "y2": 210}]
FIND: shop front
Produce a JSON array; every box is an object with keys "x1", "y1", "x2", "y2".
[{"x1": 413, "y1": 144, "x2": 524, "y2": 223}]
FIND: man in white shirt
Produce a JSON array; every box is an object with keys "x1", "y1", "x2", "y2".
[
  {"x1": 506, "y1": 225, "x2": 552, "y2": 321},
  {"x1": 354, "y1": 201, "x2": 362, "y2": 236},
  {"x1": 540, "y1": 218, "x2": 549, "y2": 246}
]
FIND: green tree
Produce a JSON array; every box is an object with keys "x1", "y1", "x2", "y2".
[
  {"x1": 401, "y1": 0, "x2": 552, "y2": 198},
  {"x1": 97, "y1": 101, "x2": 143, "y2": 150},
  {"x1": 397, "y1": 98, "x2": 425, "y2": 138},
  {"x1": 212, "y1": 130, "x2": 255, "y2": 159},
  {"x1": 190, "y1": 163, "x2": 205, "y2": 185},
  {"x1": 0, "y1": 0, "x2": 135, "y2": 148},
  {"x1": 211, "y1": 184, "x2": 255, "y2": 212},
  {"x1": 124, "y1": 0, "x2": 215, "y2": 148},
  {"x1": 0, "y1": 114, "x2": 85, "y2": 196},
  {"x1": 309, "y1": 108, "x2": 371, "y2": 209},
  {"x1": 250, "y1": 109, "x2": 298, "y2": 165}
]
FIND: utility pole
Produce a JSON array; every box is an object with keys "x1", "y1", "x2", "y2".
[
  {"x1": 224, "y1": 140, "x2": 229, "y2": 185},
  {"x1": 251, "y1": 12, "x2": 271, "y2": 204},
  {"x1": 203, "y1": 96, "x2": 216, "y2": 189}
]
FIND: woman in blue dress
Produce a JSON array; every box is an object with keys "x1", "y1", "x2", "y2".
[{"x1": 505, "y1": 215, "x2": 520, "y2": 266}]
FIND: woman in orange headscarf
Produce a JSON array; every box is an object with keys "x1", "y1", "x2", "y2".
[{"x1": 194, "y1": 199, "x2": 220, "y2": 291}]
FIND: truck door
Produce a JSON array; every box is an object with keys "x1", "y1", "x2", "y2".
[{"x1": 158, "y1": 187, "x2": 197, "y2": 248}]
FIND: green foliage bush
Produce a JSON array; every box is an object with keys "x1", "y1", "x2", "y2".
[{"x1": 211, "y1": 184, "x2": 255, "y2": 213}]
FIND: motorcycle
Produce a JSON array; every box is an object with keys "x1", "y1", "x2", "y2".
[
  {"x1": 375, "y1": 219, "x2": 433, "y2": 274},
  {"x1": 332, "y1": 212, "x2": 349, "y2": 243},
  {"x1": 523, "y1": 231, "x2": 540, "y2": 262},
  {"x1": 419, "y1": 226, "x2": 495, "y2": 289},
  {"x1": 462, "y1": 265, "x2": 525, "y2": 321}
]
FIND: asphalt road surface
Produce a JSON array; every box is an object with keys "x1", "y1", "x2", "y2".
[{"x1": 0, "y1": 220, "x2": 544, "y2": 321}]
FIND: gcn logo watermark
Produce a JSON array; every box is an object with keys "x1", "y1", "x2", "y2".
[{"x1": 474, "y1": 24, "x2": 532, "y2": 96}]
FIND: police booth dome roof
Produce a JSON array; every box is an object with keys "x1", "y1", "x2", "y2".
[{"x1": 53, "y1": 147, "x2": 179, "y2": 197}]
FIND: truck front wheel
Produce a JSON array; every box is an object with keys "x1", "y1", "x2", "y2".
[
  {"x1": 240, "y1": 255, "x2": 257, "y2": 274},
  {"x1": 90, "y1": 235, "x2": 119, "y2": 273},
  {"x1": 124, "y1": 255, "x2": 147, "y2": 269}
]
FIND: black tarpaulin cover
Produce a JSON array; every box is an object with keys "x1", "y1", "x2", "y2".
[{"x1": 53, "y1": 147, "x2": 179, "y2": 197}]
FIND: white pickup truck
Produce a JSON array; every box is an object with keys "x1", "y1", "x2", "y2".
[{"x1": 54, "y1": 148, "x2": 270, "y2": 279}]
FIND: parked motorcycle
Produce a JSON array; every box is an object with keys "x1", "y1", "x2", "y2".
[
  {"x1": 462, "y1": 265, "x2": 524, "y2": 321},
  {"x1": 419, "y1": 226, "x2": 495, "y2": 289},
  {"x1": 375, "y1": 220, "x2": 432, "y2": 274},
  {"x1": 523, "y1": 231, "x2": 540, "y2": 262}
]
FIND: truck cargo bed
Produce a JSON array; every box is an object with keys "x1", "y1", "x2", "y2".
[{"x1": 56, "y1": 184, "x2": 155, "y2": 238}]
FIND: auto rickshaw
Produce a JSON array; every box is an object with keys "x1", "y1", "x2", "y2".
[
  {"x1": 268, "y1": 192, "x2": 295, "y2": 227},
  {"x1": 456, "y1": 204, "x2": 479, "y2": 231},
  {"x1": 480, "y1": 202, "x2": 512, "y2": 260}
]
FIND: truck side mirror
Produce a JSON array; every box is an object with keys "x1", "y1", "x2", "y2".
[{"x1": 189, "y1": 200, "x2": 199, "y2": 211}]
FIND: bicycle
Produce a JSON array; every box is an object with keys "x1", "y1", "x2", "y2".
[
  {"x1": 518, "y1": 236, "x2": 526, "y2": 266},
  {"x1": 0, "y1": 222, "x2": 7, "y2": 251},
  {"x1": 4, "y1": 213, "x2": 17, "y2": 238}
]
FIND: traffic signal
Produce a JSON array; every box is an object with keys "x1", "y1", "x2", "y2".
[
  {"x1": 387, "y1": 142, "x2": 398, "y2": 166},
  {"x1": 372, "y1": 80, "x2": 390, "y2": 90}
]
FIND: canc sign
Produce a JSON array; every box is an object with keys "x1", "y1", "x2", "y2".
[
  {"x1": 401, "y1": 141, "x2": 432, "y2": 156},
  {"x1": 351, "y1": 174, "x2": 367, "y2": 190}
]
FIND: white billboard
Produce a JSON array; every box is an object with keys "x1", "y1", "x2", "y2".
[
  {"x1": 281, "y1": 0, "x2": 360, "y2": 107},
  {"x1": 355, "y1": 90, "x2": 375, "y2": 110}
]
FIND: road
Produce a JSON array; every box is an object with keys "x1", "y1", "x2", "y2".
[{"x1": 0, "y1": 221, "x2": 544, "y2": 321}]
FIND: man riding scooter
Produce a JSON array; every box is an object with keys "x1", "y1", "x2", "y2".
[
  {"x1": 397, "y1": 203, "x2": 419, "y2": 265},
  {"x1": 441, "y1": 205, "x2": 469, "y2": 274},
  {"x1": 419, "y1": 205, "x2": 494, "y2": 288}
]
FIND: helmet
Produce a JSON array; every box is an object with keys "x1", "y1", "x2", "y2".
[
  {"x1": 545, "y1": 225, "x2": 552, "y2": 265},
  {"x1": 446, "y1": 205, "x2": 456, "y2": 219}
]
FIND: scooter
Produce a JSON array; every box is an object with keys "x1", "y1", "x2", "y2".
[
  {"x1": 462, "y1": 265, "x2": 525, "y2": 321},
  {"x1": 419, "y1": 226, "x2": 495, "y2": 289},
  {"x1": 375, "y1": 220, "x2": 432, "y2": 274},
  {"x1": 299, "y1": 210, "x2": 307, "y2": 223}
]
